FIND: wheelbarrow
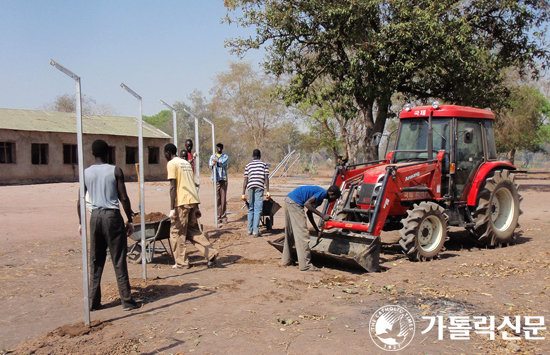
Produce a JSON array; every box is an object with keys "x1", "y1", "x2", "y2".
[
  {"x1": 127, "y1": 217, "x2": 174, "y2": 264},
  {"x1": 244, "y1": 197, "x2": 282, "y2": 230},
  {"x1": 261, "y1": 198, "x2": 281, "y2": 230}
]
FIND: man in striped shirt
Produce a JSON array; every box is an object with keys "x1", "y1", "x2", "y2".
[{"x1": 241, "y1": 149, "x2": 270, "y2": 237}]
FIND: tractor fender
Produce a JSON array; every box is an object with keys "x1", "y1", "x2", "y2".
[{"x1": 467, "y1": 161, "x2": 517, "y2": 206}]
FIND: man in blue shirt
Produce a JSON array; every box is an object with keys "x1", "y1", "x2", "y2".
[
  {"x1": 209, "y1": 143, "x2": 229, "y2": 225},
  {"x1": 282, "y1": 185, "x2": 341, "y2": 271}
]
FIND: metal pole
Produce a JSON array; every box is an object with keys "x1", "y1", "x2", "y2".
[
  {"x1": 281, "y1": 154, "x2": 301, "y2": 178},
  {"x1": 137, "y1": 98, "x2": 146, "y2": 277},
  {"x1": 182, "y1": 108, "x2": 202, "y2": 188},
  {"x1": 270, "y1": 150, "x2": 295, "y2": 178},
  {"x1": 184, "y1": 109, "x2": 217, "y2": 226},
  {"x1": 121, "y1": 83, "x2": 147, "y2": 280},
  {"x1": 194, "y1": 115, "x2": 200, "y2": 187},
  {"x1": 50, "y1": 59, "x2": 90, "y2": 326},
  {"x1": 159, "y1": 100, "x2": 177, "y2": 149},
  {"x1": 172, "y1": 110, "x2": 177, "y2": 148},
  {"x1": 203, "y1": 117, "x2": 217, "y2": 228},
  {"x1": 279, "y1": 155, "x2": 293, "y2": 178},
  {"x1": 211, "y1": 122, "x2": 217, "y2": 229}
]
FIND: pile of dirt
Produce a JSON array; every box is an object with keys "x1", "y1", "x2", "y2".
[
  {"x1": 133, "y1": 212, "x2": 168, "y2": 224},
  {"x1": 53, "y1": 320, "x2": 108, "y2": 337},
  {"x1": 10, "y1": 321, "x2": 141, "y2": 355}
]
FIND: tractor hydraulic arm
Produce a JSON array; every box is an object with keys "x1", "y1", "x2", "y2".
[{"x1": 323, "y1": 166, "x2": 397, "y2": 237}]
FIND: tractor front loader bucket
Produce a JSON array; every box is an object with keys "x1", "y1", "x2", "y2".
[
  {"x1": 268, "y1": 231, "x2": 381, "y2": 272},
  {"x1": 268, "y1": 164, "x2": 392, "y2": 273}
]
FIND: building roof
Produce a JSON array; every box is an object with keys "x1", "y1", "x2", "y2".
[{"x1": 0, "y1": 108, "x2": 171, "y2": 139}]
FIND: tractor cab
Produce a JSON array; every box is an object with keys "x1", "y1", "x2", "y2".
[{"x1": 393, "y1": 103, "x2": 497, "y2": 202}]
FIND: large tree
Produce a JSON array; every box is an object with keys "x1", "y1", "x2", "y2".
[
  {"x1": 210, "y1": 61, "x2": 286, "y2": 148},
  {"x1": 224, "y1": 0, "x2": 550, "y2": 159}
]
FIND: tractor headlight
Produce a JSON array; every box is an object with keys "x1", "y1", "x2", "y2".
[
  {"x1": 404, "y1": 103, "x2": 412, "y2": 112},
  {"x1": 372, "y1": 173, "x2": 385, "y2": 198},
  {"x1": 432, "y1": 101, "x2": 440, "y2": 109}
]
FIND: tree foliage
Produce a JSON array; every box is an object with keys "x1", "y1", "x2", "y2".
[
  {"x1": 174, "y1": 90, "x2": 208, "y2": 147},
  {"x1": 210, "y1": 61, "x2": 286, "y2": 148},
  {"x1": 266, "y1": 121, "x2": 305, "y2": 158},
  {"x1": 42, "y1": 93, "x2": 118, "y2": 116},
  {"x1": 144, "y1": 91, "x2": 211, "y2": 156},
  {"x1": 180, "y1": 90, "x2": 242, "y2": 170},
  {"x1": 224, "y1": 0, "x2": 550, "y2": 159},
  {"x1": 143, "y1": 109, "x2": 173, "y2": 138},
  {"x1": 495, "y1": 83, "x2": 550, "y2": 164}
]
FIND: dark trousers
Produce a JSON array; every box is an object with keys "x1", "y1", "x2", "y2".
[
  {"x1": 216, "y1": 180, "x2": 228, "y2": 221},
  {"x1": 89, "y1": 209, "x2": 134, "y2": 309}
]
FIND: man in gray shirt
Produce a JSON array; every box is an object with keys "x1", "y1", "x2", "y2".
[{"x1": 78, "y1": 139, "x2": 141, "y2": 311}]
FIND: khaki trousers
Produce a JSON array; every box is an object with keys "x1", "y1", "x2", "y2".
[
  {"x1": 282, "y1": 197, "x2": 313, "y2": 271},
  {"x1": 170, "y1": 204, "x2": 219, "y2": 267}
]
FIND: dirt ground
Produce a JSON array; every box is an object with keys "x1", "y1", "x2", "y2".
[{"x1": 1, "y1": 169, "x2": 549, "y2": 354}]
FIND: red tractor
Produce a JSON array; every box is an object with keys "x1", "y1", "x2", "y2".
[{"x1": 270, "y1": 104, "x2": 522, "y2": 272}]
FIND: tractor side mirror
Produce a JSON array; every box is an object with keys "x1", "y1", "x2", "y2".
[
  {"x1": 371, "y1": 132, "x2": 382, "y2": 147},
  {"x1": 464, "y1": 128, "x2": 474, "y2": 144}
]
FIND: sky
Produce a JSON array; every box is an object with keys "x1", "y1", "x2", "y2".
[{"x1": 0, "y1": 0, "x2": 264, "y2": 117}]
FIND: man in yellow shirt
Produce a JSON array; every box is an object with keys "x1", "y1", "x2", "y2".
[{"x1": 164, "y1": 143, "x2": 218, "y2": 269}]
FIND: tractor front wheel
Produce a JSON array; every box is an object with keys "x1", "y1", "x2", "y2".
[
  {"x1": 470, "y1": 170, "x2": 521, "y2": 246},
  {"x1": 399, "y1": 202, "x2": 449, "y2": 261}
]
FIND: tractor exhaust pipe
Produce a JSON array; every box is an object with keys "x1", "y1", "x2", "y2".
[{"x1": 428, "y1": 110, "x2": 433, "y2": 160}]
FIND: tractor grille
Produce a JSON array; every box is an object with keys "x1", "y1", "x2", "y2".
[{"x1": 357, "y1": 183, "x2": 375, "y2": 204}]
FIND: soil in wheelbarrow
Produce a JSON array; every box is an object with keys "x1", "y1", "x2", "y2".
[{"x1": 133, "y1": 212, "x2": 168, "y2": 224}]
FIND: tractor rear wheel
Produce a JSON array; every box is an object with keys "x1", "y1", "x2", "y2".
[
  {"x1": 470, "y1": 170, "x2": 521, "y2": 246},
  {"x1": 399, "y1": 202, "x2": 449, "y2": 261}
]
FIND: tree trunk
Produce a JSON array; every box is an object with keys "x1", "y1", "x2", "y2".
[
  {"x1": 317, "y1": 117, "x2": 340, "y2": 164},
  {"x1": 332, "y1": 146, "x2": 340, "y2": 165},
  {"x1": 354, "y1": 96, "x2": 377, "y2": 161},
  {"x1": 347, "y1": 139, "x2": 359, "y2": 165},
  {"x1": 509, "y1": 149, "x2": 516, "y2": 165},
  {"x1": 359, "y1": 94, "x2": 392, "y2": 161}
]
